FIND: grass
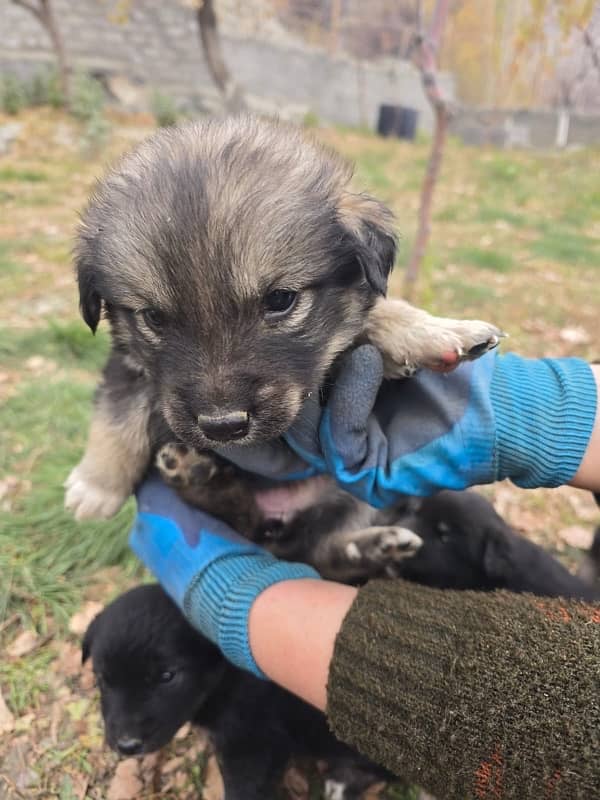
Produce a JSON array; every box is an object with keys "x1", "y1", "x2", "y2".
[
  {"x1": 0, "y1": 376, "x2": 137, "y2": 626},
  {"x1": 0, "y1": 166, "x2": 47, "y2": 182},
  {"x1": 0, "y1": 108, "x2": 599, "y2": 799},
  {"x1": 451, "y1": 245, "x2": 514, "y2": 272},
  {"x1": 530, "y1": 227, "x2": 600, "y2": 267}
]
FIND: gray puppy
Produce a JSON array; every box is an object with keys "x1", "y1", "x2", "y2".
[{"x1": 65, "y1": 116, "x2": 500, "y2": 564}]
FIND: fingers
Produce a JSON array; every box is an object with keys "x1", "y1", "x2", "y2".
[{"x1": 328, "y1": 345, "x2": 384, "y2": 439}]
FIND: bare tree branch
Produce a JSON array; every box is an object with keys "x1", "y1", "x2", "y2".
[
  {"x1": 10, "y1": 0, "x2": 71, "y2": 102},
  {"x1": 196, "y1": 0, "x2": 246, "y2": 113},
  {"x1": 404, "y1": 0, "x2": 452, "y2": 297},
  {"x1": 11, "y1": 0, "x2": 44, "y2": 22},
  {"x1": 582, "y1": 27, "x2": 600, "y2": 78}
]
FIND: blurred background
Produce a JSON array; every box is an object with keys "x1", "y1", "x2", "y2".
[{"x1": 0, "y1": 1, "x2": 599, "y2": 798}]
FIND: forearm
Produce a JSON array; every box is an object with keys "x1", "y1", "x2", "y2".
[
  {"x1": 569, "y1": 363, "x2": 600, "y2": 490},
  {"x1": 248, "y1": 578, "x2": 356, "y2": 710},
  {"x1": 250, "y1": 578, "x2": 600, "y2": 799}
]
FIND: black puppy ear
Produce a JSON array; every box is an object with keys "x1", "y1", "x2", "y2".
[
  {"x1": 81, "y1": 614, "x2": 100, "y2": 664},
  {"x1": 338, "y1": 192, "x2": 397, "y2": 296},
  {"x1": 76, "y1": 255, "x2": 103, "y2": 334},
  {"x1": 482, "y1": 525, "x2": 516, "y2": 582}
]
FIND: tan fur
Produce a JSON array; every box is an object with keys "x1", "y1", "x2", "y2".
[
  {"x1": 364, "y1": 297, "x2": 502, "y2": 378},
  {"x1": 65, "y1": 398, "x2": 151, "y2": 520}
]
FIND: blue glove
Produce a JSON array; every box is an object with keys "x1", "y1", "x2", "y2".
[
  {"x1": 130, "y1": 474, "x2": 319, "y2": 677},
  {"x1": 223, "y1": 346, "x2": 597, "y2": 507}
]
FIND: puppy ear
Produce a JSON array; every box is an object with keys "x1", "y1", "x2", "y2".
[
  {"x1": 482, "y1": 525, "x2": 516, "y2": 582},
  {"x1": 338, "y1": 193, "x2": 397, "y2": 296},
  {"x1": 81, "y1": 614, "x2": 100, "y2": 664},
  {"x1": 76, "y1": 255, "x2": 103, "y2": 334}
]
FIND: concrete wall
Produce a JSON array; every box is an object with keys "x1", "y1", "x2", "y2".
[
  {"x1": 0, "y1": 0, "x2": 448, "y2": 132},
  {"x1": 450, "y1": 107, "x2": 600, "y2": 149}
]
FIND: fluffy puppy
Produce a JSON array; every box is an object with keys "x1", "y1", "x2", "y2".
[
  {"x1": 83, "y1": 584, "x2": 394, "y2": 800},
  {"x1": 394, "y1": 490, "x2": 600, "y2": 600},
  {"x1": 65, "y1": 115, "x2": 501, "y2": 521}
]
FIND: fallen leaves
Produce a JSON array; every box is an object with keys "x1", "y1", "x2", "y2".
[
  {"x1": 107, "y1": 758, "x2": 143, "y2": 800},
  {"x1": 559, "y1": 525, "x2": 595, "y2": 551},
  {"x1": 0, "y1": 689, "x2": 15, "y2": 735},
  {"x1": 202, "y1": 753, "x2": 225, "y2": 800},
  {"x1": 6, "y1": 629, "x2": 39, "y2": 659},
  {"x1": 68, "y1": 601, "x2": 103, "y2": 636}
]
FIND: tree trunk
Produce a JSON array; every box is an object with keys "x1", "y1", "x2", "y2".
[
  {"x1": 404, "y1": 104, "x2": 449, "y2": 295},
  {"x1": 404, "y1": 0, "x2": 452, "y2": 299},
  {"x1": 196, "y1": 0, "x2": 246, "y2": 113},
  {"x1": 11, "y1": 0, "x2": 71, "y2": 104}
]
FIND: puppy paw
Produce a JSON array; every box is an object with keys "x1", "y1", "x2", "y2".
[
  {"x1": 345, "y1": 526, "x2": 422, "y2": 565},
  {"x1": 155, "y1": 443, "x2": 218, "y2": 488},
  {"x1": 64, "y1": 465, "x2": 129, "y2": 520},
  {"x1": 381, "y1": 319, "x2": 505, "y2": 378}
]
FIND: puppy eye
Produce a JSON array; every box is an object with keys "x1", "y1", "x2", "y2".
[
  {"x1": 436, "y1": 521, "x2": 451, "y2": 542},
  {"x1": 159, "y1": 670, "x2": 175, "y2": 683},
  {"x1": 263, "y1": 290, "x2": 297, "y2": 319},
  {"x1": 140, "y1": 308, "x2": 165, "y2": 331}
]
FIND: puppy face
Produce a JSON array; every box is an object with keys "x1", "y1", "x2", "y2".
[
  {"x1": 396, "y1": 491, "x2": 508, "y2": 591},
  {"x1": 76, "y1": 116, "x2": 396, "y2": 448},
  {"x1": 82, "y1": 585, "x2": 224, "y2": 755}
]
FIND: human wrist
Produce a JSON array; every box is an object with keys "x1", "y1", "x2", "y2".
[
  {"x1": 184, "y1": 554, "x2": 320, "y2": 679},
  {"x1": 490, "y1": 353, "x2": 597, "y2": 488}
]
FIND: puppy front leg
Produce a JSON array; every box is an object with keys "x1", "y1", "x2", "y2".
[
  {"x1": 65, "y1": 357, "x2": 152, "y2": 521},
  {"x1": 364, "y1": 297, "x2": 504, "y2": 378}
]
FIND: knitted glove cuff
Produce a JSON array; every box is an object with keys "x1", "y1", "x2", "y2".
[
  {"x1": 490, "y1": 354, "x2": 597, "y2": 488},
  {"x1": 184, "y1": 553, "x2": 320, "y2": 678}
]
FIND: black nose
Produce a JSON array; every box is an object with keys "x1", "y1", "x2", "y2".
[
  {"x1": 117, "y1": 736, "x2": 143, "y2": 756},
  {"x1": 197, "y1": 411, "x2": 249, "y2": 442}
]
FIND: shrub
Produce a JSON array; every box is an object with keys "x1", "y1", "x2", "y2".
[{"x1": 150, "y1": 90, "x2": 179, "y2": 127}]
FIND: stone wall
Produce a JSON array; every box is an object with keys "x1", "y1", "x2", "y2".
[
  {"x1": 450, "y1": 107, "x2": 600, "y2": 149},
  {"x1": 0, "y1": 0, "x2": 447, "y2": 131}
]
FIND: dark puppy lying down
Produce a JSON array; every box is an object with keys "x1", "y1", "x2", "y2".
[
  {"x1": 395, "y1": 490, "x2": 600, "y2": 601},
  {"x1": 83, "y1": 584, "x2": 393, "y2": 800}
]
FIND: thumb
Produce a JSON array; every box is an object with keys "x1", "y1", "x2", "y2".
[{"x1": 325, "y1": 345, "x2": 384, "y2": 466}]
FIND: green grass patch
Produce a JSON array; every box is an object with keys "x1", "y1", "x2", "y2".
[
  {"x1": 451, "y1": 246, "x2": 514, "y2": 272},
  {"x1": 436, "y1": 278, "x2": 498, "y2": 306},
  {"x1": 0, "y1": 377, "x2": 136, "y2": 626},
  {"x1": 0, "y1": 166, "x2": 48, "y2": 182},
  {"x1": 476, "y1": 206, "x2": 528, "y2": 227},
  {"x1": 481, "y1": 156, "x2": 521, "y2": 184},
  {"x1": 0, "y1": 240, "x2": 21, "y2": 273},
  {"x1": 435, "y1": 204, "x2": 464, "y2": 223},
  {"x1": 0, "y1": 320, "x2": 110, "y2": 371},
  {"x1": 0, "y1": 646, "x2": 55, "y2": 714},
  {"x1": 529, "y1": 229, "x2": 600, "y2": 267},
  {"x1": 354, "y1": 150, "x2": 395, "y2": 193}
]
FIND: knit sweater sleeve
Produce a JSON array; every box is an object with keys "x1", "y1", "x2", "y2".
[{"x1": 326, "y1": 579, "x2": 600, "y2": 800}]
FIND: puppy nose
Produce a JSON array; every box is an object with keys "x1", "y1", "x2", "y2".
[
  {"x1": 197, "y1": 411, "x2": 249, "y2": 442},
  {"x1": 117, "y1": 736, "x2": 143, "y2": 756}
]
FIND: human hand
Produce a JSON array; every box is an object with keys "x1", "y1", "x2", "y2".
[
  {"x1": 223, "y1": 345, "x2": 596, "y2": 506},
  {"x1": 129, "y1": 474, "x2": 319, "y2": 676}
]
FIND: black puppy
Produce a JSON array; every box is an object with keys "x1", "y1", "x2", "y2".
[
  {"x1": 395, "y1": 490, "x2": 600, "y2": 600},
  {"x1": 83, "y1": 584, "x2": 392, "y2": 800}
]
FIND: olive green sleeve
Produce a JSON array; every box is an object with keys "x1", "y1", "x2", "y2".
[{"x1": 326, "y1": 579, "x2": 600, "y2": 800}]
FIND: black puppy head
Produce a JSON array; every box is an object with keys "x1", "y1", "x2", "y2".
[
  {"x1": 75, "y1": 116, "x2": 396, "y2": 448},
  {"x1": 396, "y1": 490, "x2": 514, "y2": 591},
  {"x1": 82, "y1": 584, "x2": 224, "y2": 756}
]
